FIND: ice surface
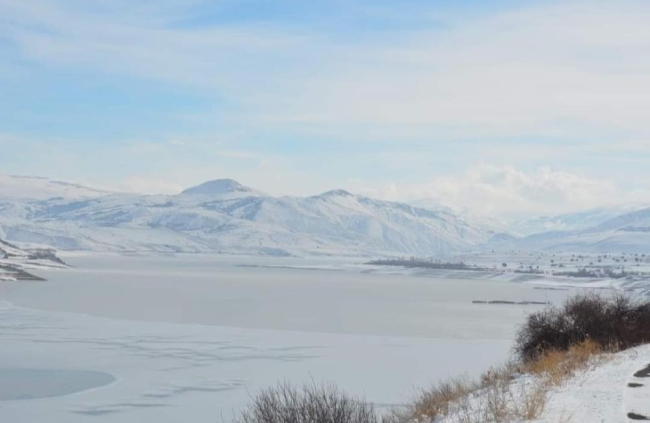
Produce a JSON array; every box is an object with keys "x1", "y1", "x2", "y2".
[
  {"x1": 0, "y1": 368, "x2": 115, "y2": 401},
  {"x1": 4, "y1": 255, "x2": 576, "y2": 339},
  {"x1": 0, "y1": 255, "x2": 578, "y2": 422},
  {"x1": 0, "y1": 301, "x2": 511, "y2": 422}
]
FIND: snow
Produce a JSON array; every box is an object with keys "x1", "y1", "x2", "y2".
[
  {"x1": 180, "y1": 179, "x2": 264, "y2": 199},
  {"x1": 0, "y1": 174, "x2": 111, "y2": 201},
  {"x1": 0, "y1": 238, "x2": 68, "y2": 278},
  {"x1": 538, "y1": 345, "x2": 650, "y2": 422},
  {"x1": 4, "y1": 174, "x2": 650, "y2": 256},
  {"x1": 509, "y1": 204, "x2": 650, "y2": 237},
  {"x1": 0, "y1": 178, "x2": 490, "y2": 256},
  {"x1": 497, "y1": 207, "x2": 650, "y2": 253}
]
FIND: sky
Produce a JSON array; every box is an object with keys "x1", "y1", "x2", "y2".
[{"x1": 2, "y1": 0, "x2": 650, "y2": 218}]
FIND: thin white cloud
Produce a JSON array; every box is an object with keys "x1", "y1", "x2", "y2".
[
  {"x1": 5, "y1": 0, "x2": 650, "y2": 142},
  {"x1": 3, "y1": 1, "x2": 650, "y2": 218},
  {"x1": 349, "y1": 165, "x2": 624, "y2": 218},
  {"x1": 0, "y1": 1, "x2": 650, "y2": 135}
]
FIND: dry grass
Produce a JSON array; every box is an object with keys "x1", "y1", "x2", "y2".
[
  {"x1": 239, "y1": 294, "x2": 631, "y2": 423},
  {"x1": 525, "y1": 339, "x2": 608, "y2": 386},
  {"x1": 391, "y1": 340, "x2": 608, "y2": 423},
  {"x1": 241, "y1": 340, "x2": 611, "y2": 423}
]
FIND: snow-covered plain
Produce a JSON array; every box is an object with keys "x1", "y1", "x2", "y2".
[{"x1": 0, "y1": 254, "x2": 577, "y2": 422}]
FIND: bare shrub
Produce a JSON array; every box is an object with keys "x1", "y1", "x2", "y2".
[
  {"x1": 515, "y1": 293, "x2": 650, "y2": 362},
  {"x1": 241, "y1": 294, "x2": 634, "y2": 423},
  {"x1": 389, "y1": 340, "x2": 609, "y2": 422},
  {"x1": 235, "y1": 382, "x2": 378, "y2": 423}
]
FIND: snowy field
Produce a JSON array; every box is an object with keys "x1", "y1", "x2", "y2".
[{"x1": 0, "y1": 254, "x2": 579, "y2": 422}]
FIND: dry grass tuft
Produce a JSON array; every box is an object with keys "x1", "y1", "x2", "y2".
[
  {"x1": 525, "y1": 339, "x2": 607, "y2": 386},
  {"x1": 391, "y1": 340, "x2": 609, "y2": 423},
  {"x1": 240, "y1": 295, "x2": 630, "y2": 423}
]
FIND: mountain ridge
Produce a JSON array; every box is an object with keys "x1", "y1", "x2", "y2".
[
  {"x1": 0, "y1": 176, "x2": 490, "y2": 256},
  {"x1": 2, "y1": 174, "x2": 650, "y2": 255}
]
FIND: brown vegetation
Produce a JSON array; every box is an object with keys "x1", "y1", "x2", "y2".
[
  {"x1": 237, "y1": 294, "x2": 649, "y2": 423},
  {"x1": 515, "y1": 293, "x2": 650, "y2": 362}
]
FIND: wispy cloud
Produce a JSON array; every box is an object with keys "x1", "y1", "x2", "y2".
[
  {"x1": 350, "y1": 165, "x2": 623, "y2": 217},
  {"x1": 3, "y1": 1, "x2": 650, "y2": 216},
  {"x1": 5, "y1": 0, "x2": 650, "y2": 141}
]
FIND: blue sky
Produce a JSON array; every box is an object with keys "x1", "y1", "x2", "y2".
[{"x1": 2, "y1": 0, "x2": 650, "y2": 216}]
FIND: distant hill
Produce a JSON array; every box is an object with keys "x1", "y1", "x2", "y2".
[
  {"x1": 500, "y1": 207, "x2": 650, "y2": 253},
  {"x1": 0, "y1": 176, "x2": 491, "y2": 256}
]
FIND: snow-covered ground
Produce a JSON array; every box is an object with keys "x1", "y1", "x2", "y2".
[
  {"x1": 371, "y1": 250, "x2": 650, "y2": 297},
  {"x1": 0, "y1": 254, "x2": 577, "y2": 422},
  {"x1": 0, "y1": 238, "x2": 68, "y2": 281},
  {"x1": 538, "y1": 344, "x2": 650, "y2": 422}
]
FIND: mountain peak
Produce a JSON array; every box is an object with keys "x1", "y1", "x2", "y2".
[
  {"x1": 181, "y1": 179, "x2": 258, "y2": 197},
  {"x1": 319, "y1": 189, "x2": 354, "y2": 197}
]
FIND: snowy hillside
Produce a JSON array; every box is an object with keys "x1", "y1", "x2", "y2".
[
  {"x1": 0, "y1": 174, "x2": 111, "y2": 201},
  {"x1": 0, "y1": 177, "x2": 490, "y2": 256},
  {"x1": 4, "y1": 174, "x2": 650, "y2": 256},
  {"x1": 0, "y1": 238, "x2": 68, "y2": 280},
  {"x1": 509, "y1": 204, "x2": 649, "y2": 236},
  {"x1": 412, "y1": 198, "x2": 510, "y2": 234},
  {"x1": 499, "y1": 207, "x2": 650, "y2": 253}
]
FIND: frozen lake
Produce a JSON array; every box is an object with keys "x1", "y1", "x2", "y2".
[{"x1": 0, "y1": 254, "x2": 577, "y2": 422}]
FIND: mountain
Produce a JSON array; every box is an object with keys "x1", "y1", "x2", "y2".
[
  {"x1": 181, "y1": 179, "x2": 263, "y2": 199},
  {"x1": 0, "y1": 177, "x2": 491, "y2": 256},
  {"x1": 509, "y1": 205, "x2": 649, "y2": 236},
  {"x1": 411, "y1": 198, "x2": 510, "y2": 235},
  {"x1": 0, "y1": 174, "x2": 111, "y2": 201},
  {"x1": 505, "y1": 207, "x2": 650, "y2": 253}
]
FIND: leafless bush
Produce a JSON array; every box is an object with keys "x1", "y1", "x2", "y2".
[
  {"x1": 515, "y1": 293, "x2": 650, "y2": 362},
  {"x1": 240, "y1": 295, "x2": 631, "y2": 423},
  {"x1": 234, "y1": 382, "x2": 378, "y2": 423}
]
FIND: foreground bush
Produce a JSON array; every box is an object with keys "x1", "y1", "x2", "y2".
[
  {"x1": 515, "y1": 293, "x2": 650, "y2": 362},
  {"x1": 234, "y1": 382, "x2": 378, "y2": 423},
  {"x1": 239, "y1": 293, "x2": 646, "y2": 423}
]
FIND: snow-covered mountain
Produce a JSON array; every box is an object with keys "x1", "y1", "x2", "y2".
[
  {"x1": 180, "y1": 179, "x2": 264, "y2": 199},
  {"x1": 505, "y1": 207, "x2": 650, "y2": 253},
  {"x1": 0, "y1": 174, "x2": 112, "y2": 201},
  {"x1": 412, "y1": 198, "x2": 512, "y2": 240},
  {"x1": 0, "y1": 177, "x2": 490, "y2": 256},
  {"x1": 508, "y1": 205, "x2": 649, "y2": 237},
  {"x1": 4, "y1": 174, "x2": 650, "y2": 255}
]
